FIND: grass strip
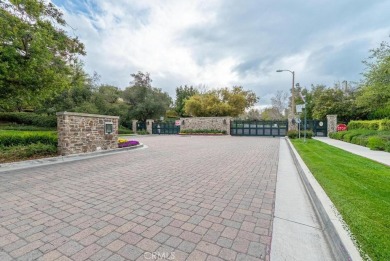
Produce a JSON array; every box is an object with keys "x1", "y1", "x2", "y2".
[{"x1": 291, "y1": 139, "x2": 390, "y2": 261}]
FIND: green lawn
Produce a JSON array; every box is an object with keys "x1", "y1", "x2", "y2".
[{"x1": 291, "y1": 139, "x2": 390, "y2": 261}]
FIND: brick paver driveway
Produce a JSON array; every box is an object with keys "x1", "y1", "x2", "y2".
[{"x1": 0, "y1": 136, "x2": 279, "y2": 261}]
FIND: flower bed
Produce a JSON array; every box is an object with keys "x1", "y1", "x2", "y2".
[{"x1": 118, "y1": 138, "x2": 140, "y2": 148}]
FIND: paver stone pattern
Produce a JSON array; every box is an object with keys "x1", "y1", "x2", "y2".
[{"x1": 0, "y1": 136, "x2": 279, "y2": 260}]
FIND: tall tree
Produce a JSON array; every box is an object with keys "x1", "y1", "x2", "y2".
[
  {"x1": 271, "y1": 90, "x2": 288, "y2": 118},
  {"x1": 0, "y1": 0, "x2": 85, "y2": 111},
  {"x1": 122, "y1": 72, "x2": 172, "y2": 121},
  {"x1": 175, "y1": 85, "x2": 198, "y2": 117},
  {"x1": 356, "y1": 39, "x2": 390, "y2": 119},
  {"x1": 184, "y1": 86, "x2": 259, "y2": 117}
]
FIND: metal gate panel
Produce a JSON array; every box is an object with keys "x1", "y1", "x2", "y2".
[
  {"x1": 152, "y1": 121, "x2": 180, "y2": 134},
  {"x1": 230, "y1": 120, "x2": 288, "y2": 137}
]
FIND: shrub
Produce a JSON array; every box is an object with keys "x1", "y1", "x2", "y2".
[
  {"x1": 0, "y1": 143, "x2": 57, "y2": 163},
  {"x1": 0, "y1": 124, "x2": 55, "y2": 131},
  {"x1": 136, "y1": 130, "x2": 149, "y2": 135},
  {"x1": 367, "y1": 136, "x2": 386, "y2": 151},
  {"x1": 380, "y1": 119, "x2": 390, "y2": 131},
  {"x1": 385, "y1": 141, "x2": 390, "y2": 153},
  {"x1": 0, "y1": 131, "x2": 57, "y2": 147},
  {"x1": 0, "y1": 112, "x2": 57, "y2": 127},
  {"x1": 180, "y1": 129, "x2": 226, "y2": 134},
  {"x1": 118, "y1": 126, "x2": 133, "y2": 135},
  {"x1": 348, "y1": 120, "x2": 390, "y2": 131},
  {"x1": 287, "y1": 130, "x2": 313, "y2": 139}
]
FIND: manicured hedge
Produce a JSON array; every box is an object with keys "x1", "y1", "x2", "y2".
[
  {"x1": 0, "y1": 131, "x2": 57, "y2": 147},
  {"x1": 348, "y1": 119, "x2": 390, "y2": 131},
  {"x1": 329, "y1": 129, "x2": 390, "y2": 152},
  {"x1": 0, "y1": 112, "x2": 57, "y2": 128},
  {"x1": 287, "y1": 130, "x2": 314, "y2": 139},
  {"x1": 0, "y1": 143, "x2": 57, "y2": 163}
]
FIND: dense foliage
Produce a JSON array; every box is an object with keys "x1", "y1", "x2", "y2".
[
  {"x1": 348, "y1": 119, "x2": 390, "y2": 131},
  {"x1": 184, "y1": 86, "x2": 258, "y2": 117},
  {"x1": 0, "y1": 112, "x2": 56, "y2": 127},
  {"x1": 0, "y1": 0, "x2": 85, "y2": 111}
]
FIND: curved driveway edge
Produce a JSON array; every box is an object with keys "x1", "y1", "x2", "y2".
[
  {"x1": 0, "y1": 144, "x2": 145, "y2": 173},
  {"x1": 286, "y1": 138, "x2": 362, "y2": 260}
]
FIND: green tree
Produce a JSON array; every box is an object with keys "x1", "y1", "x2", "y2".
[
  {"x1": 184, "y1": 86, "x2": 259, "y2": 117},
  {"x1": 175, "y1": 85, "x2": 198, "y2": 117},
  {"x1": 122, "y1": 72, "x2": 172, "y2": 122},
  {"x1": 260, "y1": 107, "x2": 283, "y2": 120},
  {"x1": 310, "y1": 83, "x2": 360, "y2": 122},
  {"x1": 0, "y1": 0, "x2": 85, "y2": 111},
  {"x1": 356, "y1": 39, "x2": 390, "y2": 119}
]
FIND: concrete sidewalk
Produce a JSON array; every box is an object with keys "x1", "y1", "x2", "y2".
[
  {"x1": 314, "y1": 137, "x2": 390, "y2": 166},
  {"x1": 271, "y1": 138, "x2": 334, "y2": 261}
]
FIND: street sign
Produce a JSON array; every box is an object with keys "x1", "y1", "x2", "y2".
[
  {"x1": 175, "y1": 120, "x2": 181, "y2": 126},
  {"x1": 296, "y1": 104, "x2": 305, "y2": 113}
]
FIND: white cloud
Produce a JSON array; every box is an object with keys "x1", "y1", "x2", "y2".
[{"x1": 53, "y1": 0, "x2": 390, "y2": 107}]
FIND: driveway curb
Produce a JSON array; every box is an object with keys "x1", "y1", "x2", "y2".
[
  {"x1": 0, "y1": 143, "x2": 145, "y2": 173},
  {"x1": 286, "y1": 138, "x2": 363, "y2": 261}
]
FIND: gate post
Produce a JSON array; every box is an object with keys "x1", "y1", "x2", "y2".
[
  {"x1": 326, "y1": 115, "x2": 337, "y2": 137},
  {"x1": 146, "y1": 119, "x2": 154, "y2": 134},
  {"x1": 132, "y1": 120, "x2": 138, "y2": 133},
  {"x1": 288, "y1": 116, "x2": 298, "y2": 131}
]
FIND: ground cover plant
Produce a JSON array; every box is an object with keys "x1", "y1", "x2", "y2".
[{"x1": 291, "y1": 139, "x2": 390, "y2": 260}]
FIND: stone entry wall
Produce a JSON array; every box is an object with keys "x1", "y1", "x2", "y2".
[
  {"x1": 57, "y1": 112, "x2": 119, "y2": 156},
  {"x1": 180, "y1": 117, "x2": 232, "y2": 135},
  {"x1": 326, "y1": 115, "x2": 337, "y2": 137}
]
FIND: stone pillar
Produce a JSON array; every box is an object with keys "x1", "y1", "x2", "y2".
[
  {"x1": 56, "y1": 112, "x2": 119, "y2": 156},
  {"x1": 132, "y1": 120, "x2": 138, "y2": 133},
  {"x1": 288, "y1": 116, "x2": 298, "y2": 131},
  {"x1": 327, "y1": 115, "x2": 337, "y2": 137},
  {"x1": 146, "y1": 119, "x2": 154, "y2": 134}
]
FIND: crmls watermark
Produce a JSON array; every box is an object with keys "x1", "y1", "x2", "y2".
[{"x1": 144, "y1": 252, "x2": 175, "y2": 260}]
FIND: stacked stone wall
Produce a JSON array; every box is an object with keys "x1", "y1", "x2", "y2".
[
  {"x1": 180, "y1": 117, "x2": 232, "y2": 134},
  {"x1": 57, "y1": 112, "x2": 119, "y2": 156}
]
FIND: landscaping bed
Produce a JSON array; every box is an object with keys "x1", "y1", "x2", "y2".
[
  {"x1": 0, "y1": 130, "x2": 58, "y2": 163},
  {"x1": 330, "y1": 120, "x2": 390, "y2": 151},
  {"x1": 291, "y1": 139, "x2": 390, "y2": 260},
  {"x1": 179, "y1": 129, "x2": 227, "y2": 135}
]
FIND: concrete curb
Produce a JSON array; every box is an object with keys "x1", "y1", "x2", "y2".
[
  {"x1": 0, "y1": 143, "x2": 145, "y2": 173},
  {"x1": 286, "y1": 138, "x2": 363, "y2": 261}
]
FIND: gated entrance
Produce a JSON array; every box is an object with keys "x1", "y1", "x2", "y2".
[
  {"x1": 230, "y1": 120, "x2": 288, "y2": 136},
  {"x1": 302, "y1": 120, "x2": 327, "y2": 136},
  {"x1": 152, "y1": 121, "x2": 180, "y2": 134},
  {"x1": 136, "y1": 121, "x2": 146, "y2": 131}
]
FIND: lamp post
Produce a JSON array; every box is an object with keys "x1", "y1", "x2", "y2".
[{"x1": 276, "y1": 70, "x2": 295, "y2": 115}]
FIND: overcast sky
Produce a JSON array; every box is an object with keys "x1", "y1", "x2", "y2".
[{"x1": 52, "y1": 0, "x2": 389, "y2": 106}]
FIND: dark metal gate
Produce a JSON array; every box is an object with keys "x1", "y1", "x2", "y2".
[
  {"x1": 136, "y1": 121, "x2": 146, "y2": 131},
  {"x1": 301, "y1": 120, "x2": 327, "y2": 136},
  {"x1": 230, "y1": 120, "x2": 288, "y2": 136},
  {"x1": 152, "y1": 121, "x2": 180, "y2": 134}
]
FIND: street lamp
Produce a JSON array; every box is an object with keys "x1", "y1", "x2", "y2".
[{"x1": 276, "y1": 69, "x2": 295, "y2": 115}]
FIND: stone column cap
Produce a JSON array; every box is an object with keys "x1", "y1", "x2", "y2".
[{"x1": 56, "y1": 112, "x2": 119, "y2": 119}]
